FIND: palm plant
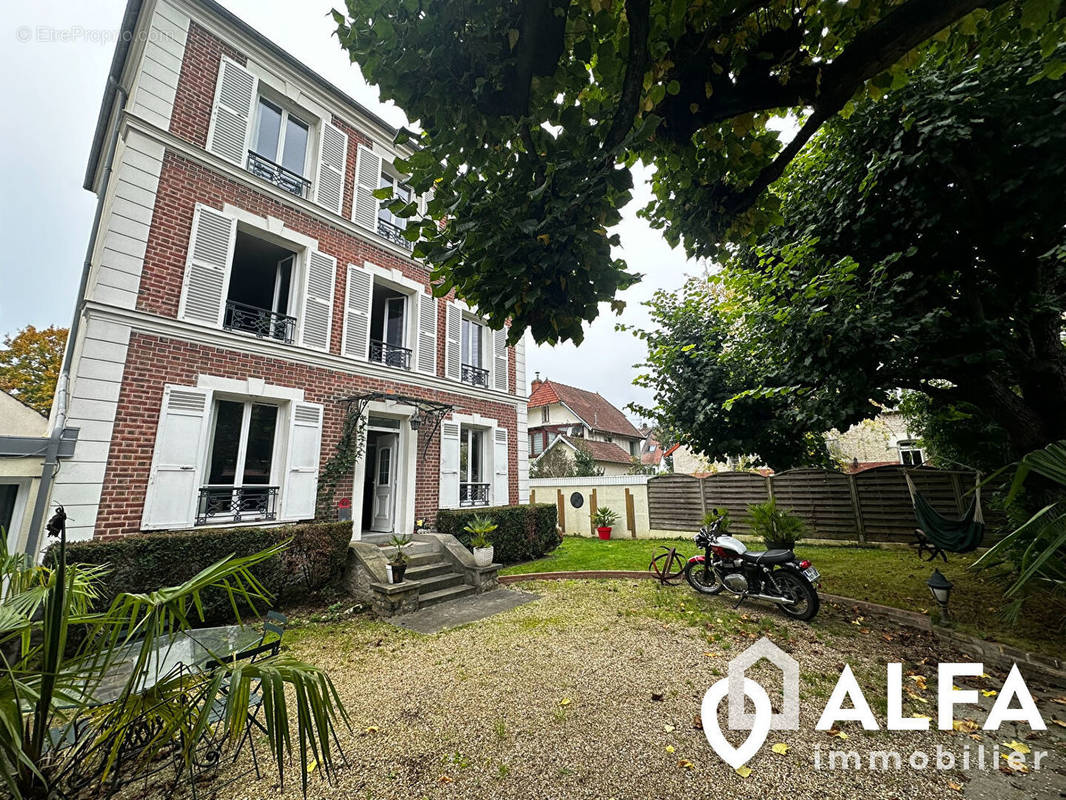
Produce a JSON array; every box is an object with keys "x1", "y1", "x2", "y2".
[
  {"x1": 747, "y1": 499, "x2": 806, "y2": 549},
  {"x1": 973, "y1": 441, "x2": 1066, "y2": 622},
  {"x1": 0, "y1": 526, "x2": 349, "y2": 799}
]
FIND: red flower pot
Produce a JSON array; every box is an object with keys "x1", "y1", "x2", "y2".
[{"x1": 597, "y1": 526, "x2": 612, "y2": 540}]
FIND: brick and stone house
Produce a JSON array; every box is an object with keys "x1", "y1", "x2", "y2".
[
  {"x1": 527, "y1": 376, "x2": 644, "y2": 476},
  {"x1": 48, "y1": 0, "x2": 528, "y2": 546}
]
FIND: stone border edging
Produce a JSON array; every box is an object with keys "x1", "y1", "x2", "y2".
[{"x1": 499, "y1": 570, "x2": 1066, "y2": 688}]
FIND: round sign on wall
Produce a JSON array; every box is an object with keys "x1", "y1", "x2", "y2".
[{"x1": 570, "y1": 492, "x2": 584, "y2": 509}]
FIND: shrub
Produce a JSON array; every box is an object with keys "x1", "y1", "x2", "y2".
[
  {"x1": 51, "y1": 521, "x2": 352, "y2": 625},
  {"x1": 746, "y1": 499, "x2": 806, "y2": 549},
  {"x1": 701, "y1": 507, "x2": 732, "y2": 532},
  {"x1": 592, "y1": 506, "x2": 620, "y2": 528},
  {"x1": 435, "y1": 504, "x2": 560, "y2": 564}
]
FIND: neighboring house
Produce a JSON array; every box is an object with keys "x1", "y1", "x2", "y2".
[
  {"x1": 0, "y1": 391, "x2": 50, "y2": 554},
  {"x1": 826, "y1": 411, "x2": 924, "y2": 472},
  {"x1": 639, "y1": 425, "x2": 665, "y2": 471},
  {"x1": 527, "y1": 376, "x2": 644, "y2": 476},
  {"x1": 45, "y1": 0, "x2": 527, "y2": 547}
]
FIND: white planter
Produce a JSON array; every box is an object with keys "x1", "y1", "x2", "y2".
[{"x1": 473, "y1": 546, "x2": 494, "y2": 567}]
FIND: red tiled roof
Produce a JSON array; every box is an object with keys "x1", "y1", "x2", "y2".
[
  {"x1": 528, "y1": 380, "x2": 643, "y2": 439},
  {"x1": 561, "y1": 436, "x2": 633, "y2": 465}
]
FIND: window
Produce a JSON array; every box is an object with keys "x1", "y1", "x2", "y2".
[
  {"x1": 899, "y1": 440, "x2": 924, "y2": 467},
  {"x1": 378, "y1": 174, "x2": 412, "y2": 228},
  {"x1": 368, "y1": 283, "x2": 411, "y2": 369},
  {"x1": 459, "y1": 425, "x2": 488, "y2": 506},
  {"x1": 248, "y1": 97, "x2": 311, "y2": 197},
  {"x1": 199, "y1": 399, "x2": 280, "y2": 524},
  {"x1": 541, "y1": 406, "x2": 550, "y2": 423},
  {"x1": 530, "y1": 433, "x2": 543, "y2": 456},
  {"x1": 460, "y1": 317, "x2": 488, "y2": 387},
  {"x1": 223, "y1": 231, "x2": 298, "y2": 344}
]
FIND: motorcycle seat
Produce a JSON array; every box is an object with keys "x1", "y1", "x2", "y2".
[{"x1": 741, "y1": 549, "x2": 794, "y2": 564}]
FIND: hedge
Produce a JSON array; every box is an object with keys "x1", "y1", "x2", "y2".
[
  {"x1": 435, "y1": 504, "x2": 560, "y2": 564},
  {"x1": 50, "y1": 521, "x2": 352, "y2": 626}
]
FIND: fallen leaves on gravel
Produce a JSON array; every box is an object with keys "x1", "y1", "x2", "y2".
[
  {"x1": 677, "y1": 759, "x2": 694, "y2": 770},
  {"x1": 771, "y1": 743, "x2": 789, "y2": 755},
  {"x1": 735, "y1": 765, "x2": 752, "y2": 778}
]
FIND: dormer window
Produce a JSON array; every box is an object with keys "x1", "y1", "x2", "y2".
[{"x1": 248, "y1": 97, "x2": 311, "y2": 197}]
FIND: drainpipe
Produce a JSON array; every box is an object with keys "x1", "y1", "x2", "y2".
[{"x1": 25, "y1": 82, "x2": 128, "y2": 558}]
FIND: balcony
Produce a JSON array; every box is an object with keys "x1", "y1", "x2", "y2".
[
  {"x1": 223, "y1": 300, "x2": 296, "y2": 344},
  {"x1": 377, "y1": 218, "x2": 414, "y2": 251},
  {"x1": 196, "y1": 485, "x2": 279, "y2": 526},
  {"x1": 246, "y1": 150, "x2": 311, "y2": 198},
  {"x1": 460, "y1": 482, "x2": 490, "y2": 507},
  {"x1": 369, "y1": 339, "x2": 412, "y2": 370},
  {"x1": 461, "y1": 363, "x2": 489, "y2": 389}
]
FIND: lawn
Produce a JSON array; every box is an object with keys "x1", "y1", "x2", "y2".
[{"x1": 501, "y1": 535, "x2": 1066, "y2": 658}]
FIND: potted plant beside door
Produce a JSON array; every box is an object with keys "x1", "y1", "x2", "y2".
[
  {"x1": 463, "y1": 515, "x2": 498, "y2": 566},
  {"x1": 386, "y1": 533, "x2": 412, "y2": 583},
  {"x1": 592, "y1": 507, "x2": 619, "y2": 540}
]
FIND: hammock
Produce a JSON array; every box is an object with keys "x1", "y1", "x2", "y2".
[{"x1": 904, "y1": 471, "x2": 986, "y2": 560}]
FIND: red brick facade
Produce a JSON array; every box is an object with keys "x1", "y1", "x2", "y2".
[
  {"x1": 94, "y1": 333, "x2": 518, "y2": 539},
  {"x1": 87, "y1": 18, "x2": 522, "y2": 539}
]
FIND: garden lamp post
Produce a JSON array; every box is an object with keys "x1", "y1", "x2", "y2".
[{"x1": 927, "y1": 569, "x2": 953, "y2": 621}]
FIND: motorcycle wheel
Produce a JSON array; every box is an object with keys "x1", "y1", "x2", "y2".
[
  {"x1": 772, "y1": 570, "x2": 820, "y2": 621},
  {"x1": 685, "y1": 560, "x2": 724, "y2": 595}
]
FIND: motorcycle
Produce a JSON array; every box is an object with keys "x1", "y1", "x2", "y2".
[{"x1": 683, "y1": 519, "x2": 821, "y2": 621}]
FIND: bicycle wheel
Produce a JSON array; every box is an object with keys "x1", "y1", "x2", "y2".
[{"x1": 649, "y1": 549, "x2": 686, "y2": 584}]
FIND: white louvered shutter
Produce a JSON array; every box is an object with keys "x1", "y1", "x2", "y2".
[
  {"x1": 142, "y1": 386, "x2": 212, "y2": 529},
  {"x1": 439, "y1": 421, "x2": 460, "y2": 509},
  {"x1": 178, "y1": 204, "x2": 236, "y2": 327},
  {"x1": 342, "y1": 263, "x2": 372, "y2": 360},
  {"x1": 493, "y1": 427, "x2": 510, "y2": 506},
  {"x1": 281, "y1": 401, "x2": 323, "y2": 521},
  {"x1": 492, "y1": 327, "x2": 508, "y2": 392},
  {"x1": 445, "y1": 302, "x2": 462, "y2": 381},
  {"x1": 313, "y1": 121, "x2": 347, "y2": 214},
  {"x1": 206, "y1": 57, "x2": 258, "y2": 166},
  {"x1": 352, "y1": 145, "x2": 382, "y2": 230},
  {"x1": 416, "y1": 293, "x2": 437, "y2": 375},
  {"x1": 300, "y1": 250, "x2": 336, "y2": 351}
]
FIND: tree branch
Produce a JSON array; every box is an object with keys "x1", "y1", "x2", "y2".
[{"x1": 603, "y1": 0, "x2": 650, "y2": 152}]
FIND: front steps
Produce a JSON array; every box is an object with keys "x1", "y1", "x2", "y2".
[{"x1": 343, "y1": 532, "x2": 498, "y2": 617}]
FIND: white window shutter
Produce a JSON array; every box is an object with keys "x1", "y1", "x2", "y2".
[
  {"x1": 142, "y1": 386, "x2": 212, "y2": 530},
  {"x1": 445, "y1": 302, "x2": 462, "y2": 381},
  {"x1": 342, "y1": 263, "x2": 373, "y2": 360},
  {"x1": 178, "y1": 204, "x2": 236, "y2": 327},
  {"x1": 439, "y1": 420, "x2": 460, "y2": 509},
  {"x1": 300, "y1": 250, "x2": 336, "y2": 351},
  {"x1": 416, "y1": 292, "x2": 437, "y2": 375},
  {"x1": 492, "y1": 327, "x2": 508, "y2": 392},
  {"x1": 206, "y1": 57, "x2": 258, "y2": 166},
  {"x1": 281, "y1": 401, "x2": 323, "y2": 521},
  {"x1": 313, "y1": 121, "x2": 347, "y2": 215},
  {"x1": 352, "y1": 145, "x2": 382, "y2": 231},
  {"x1": 493, "y1": 427, "x2": 510, "y2": 506}
]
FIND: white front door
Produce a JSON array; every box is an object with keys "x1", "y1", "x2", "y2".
[{"x1": 371, "y1": 433, "x2": 397, "y2": 531}]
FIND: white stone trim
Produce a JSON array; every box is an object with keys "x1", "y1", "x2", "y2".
[
  {"x1": 221, "y1": 203, "x2": 320, "y2": 251},
  {"x1": 195, "y1": 374, "x2": 305, "y2": 402}
]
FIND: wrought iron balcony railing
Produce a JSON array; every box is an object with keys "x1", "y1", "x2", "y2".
[
  {"x1": 369, "y1": 339, "x2": 412, "y2": 370},
  {"x1": 246, "y1": 150, "x2": 312, "y2": 198},
  {"x1": 223, "y1": 300, "x2": 296, "y2": 344},
  {"x1": 461, "y1": 363, "x2": 489, "y2": 388},
  {"x1": 196, "y1": 485, "x2": 279, "y2": 526},
  {"x1": 377, "y1": 218, "x2": 414, "y2": 251},
  {"x1": 460, "y1": 482, "x2": 490, "y2": 507}
]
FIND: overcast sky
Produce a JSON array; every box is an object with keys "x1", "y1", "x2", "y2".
[{"x1": 0, "y1": 0, "x2": 704, "y2": 420}]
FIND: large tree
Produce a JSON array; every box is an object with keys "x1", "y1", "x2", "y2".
[
  {"x1": 634, "y1": 41, "x2": 1066, "y2": 469},
  {"x1": 0, "y1": 325, "x2": 67, "y2": 415},
  {"x1": 332, "y1": 0, "x2": 1063, "y2": 343}
]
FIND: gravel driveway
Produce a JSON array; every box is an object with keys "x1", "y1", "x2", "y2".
[{"x1": 216, "y1": 580, "x2": 1065, "y2": 800}]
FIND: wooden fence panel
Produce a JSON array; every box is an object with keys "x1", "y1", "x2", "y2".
[
  {"x1": 854, "y1": 466, "x2": 956, "y2": 543},
  {"x1": 771, "y1": 469, "x2": 857, "y2": 540},
  {"x1": 701, "y1": 472, "x2": 771, "y2": 534},
  {"x1": 647, "y1": 474, "x2": 705, "y2": 531}
]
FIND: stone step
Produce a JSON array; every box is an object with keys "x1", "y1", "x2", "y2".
[
  {"x1": 381, "y1": 549, "x2": 440, "y2": 567},
  {"x1": 419, "y1": 583, "x2": 475, "y2": 607},
  {"x1": 416, "y1": 571, "x2": 466, "y2": 594},
  {"x1": 405, "y1": 561, "x2": 453, "y2": 581}
]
